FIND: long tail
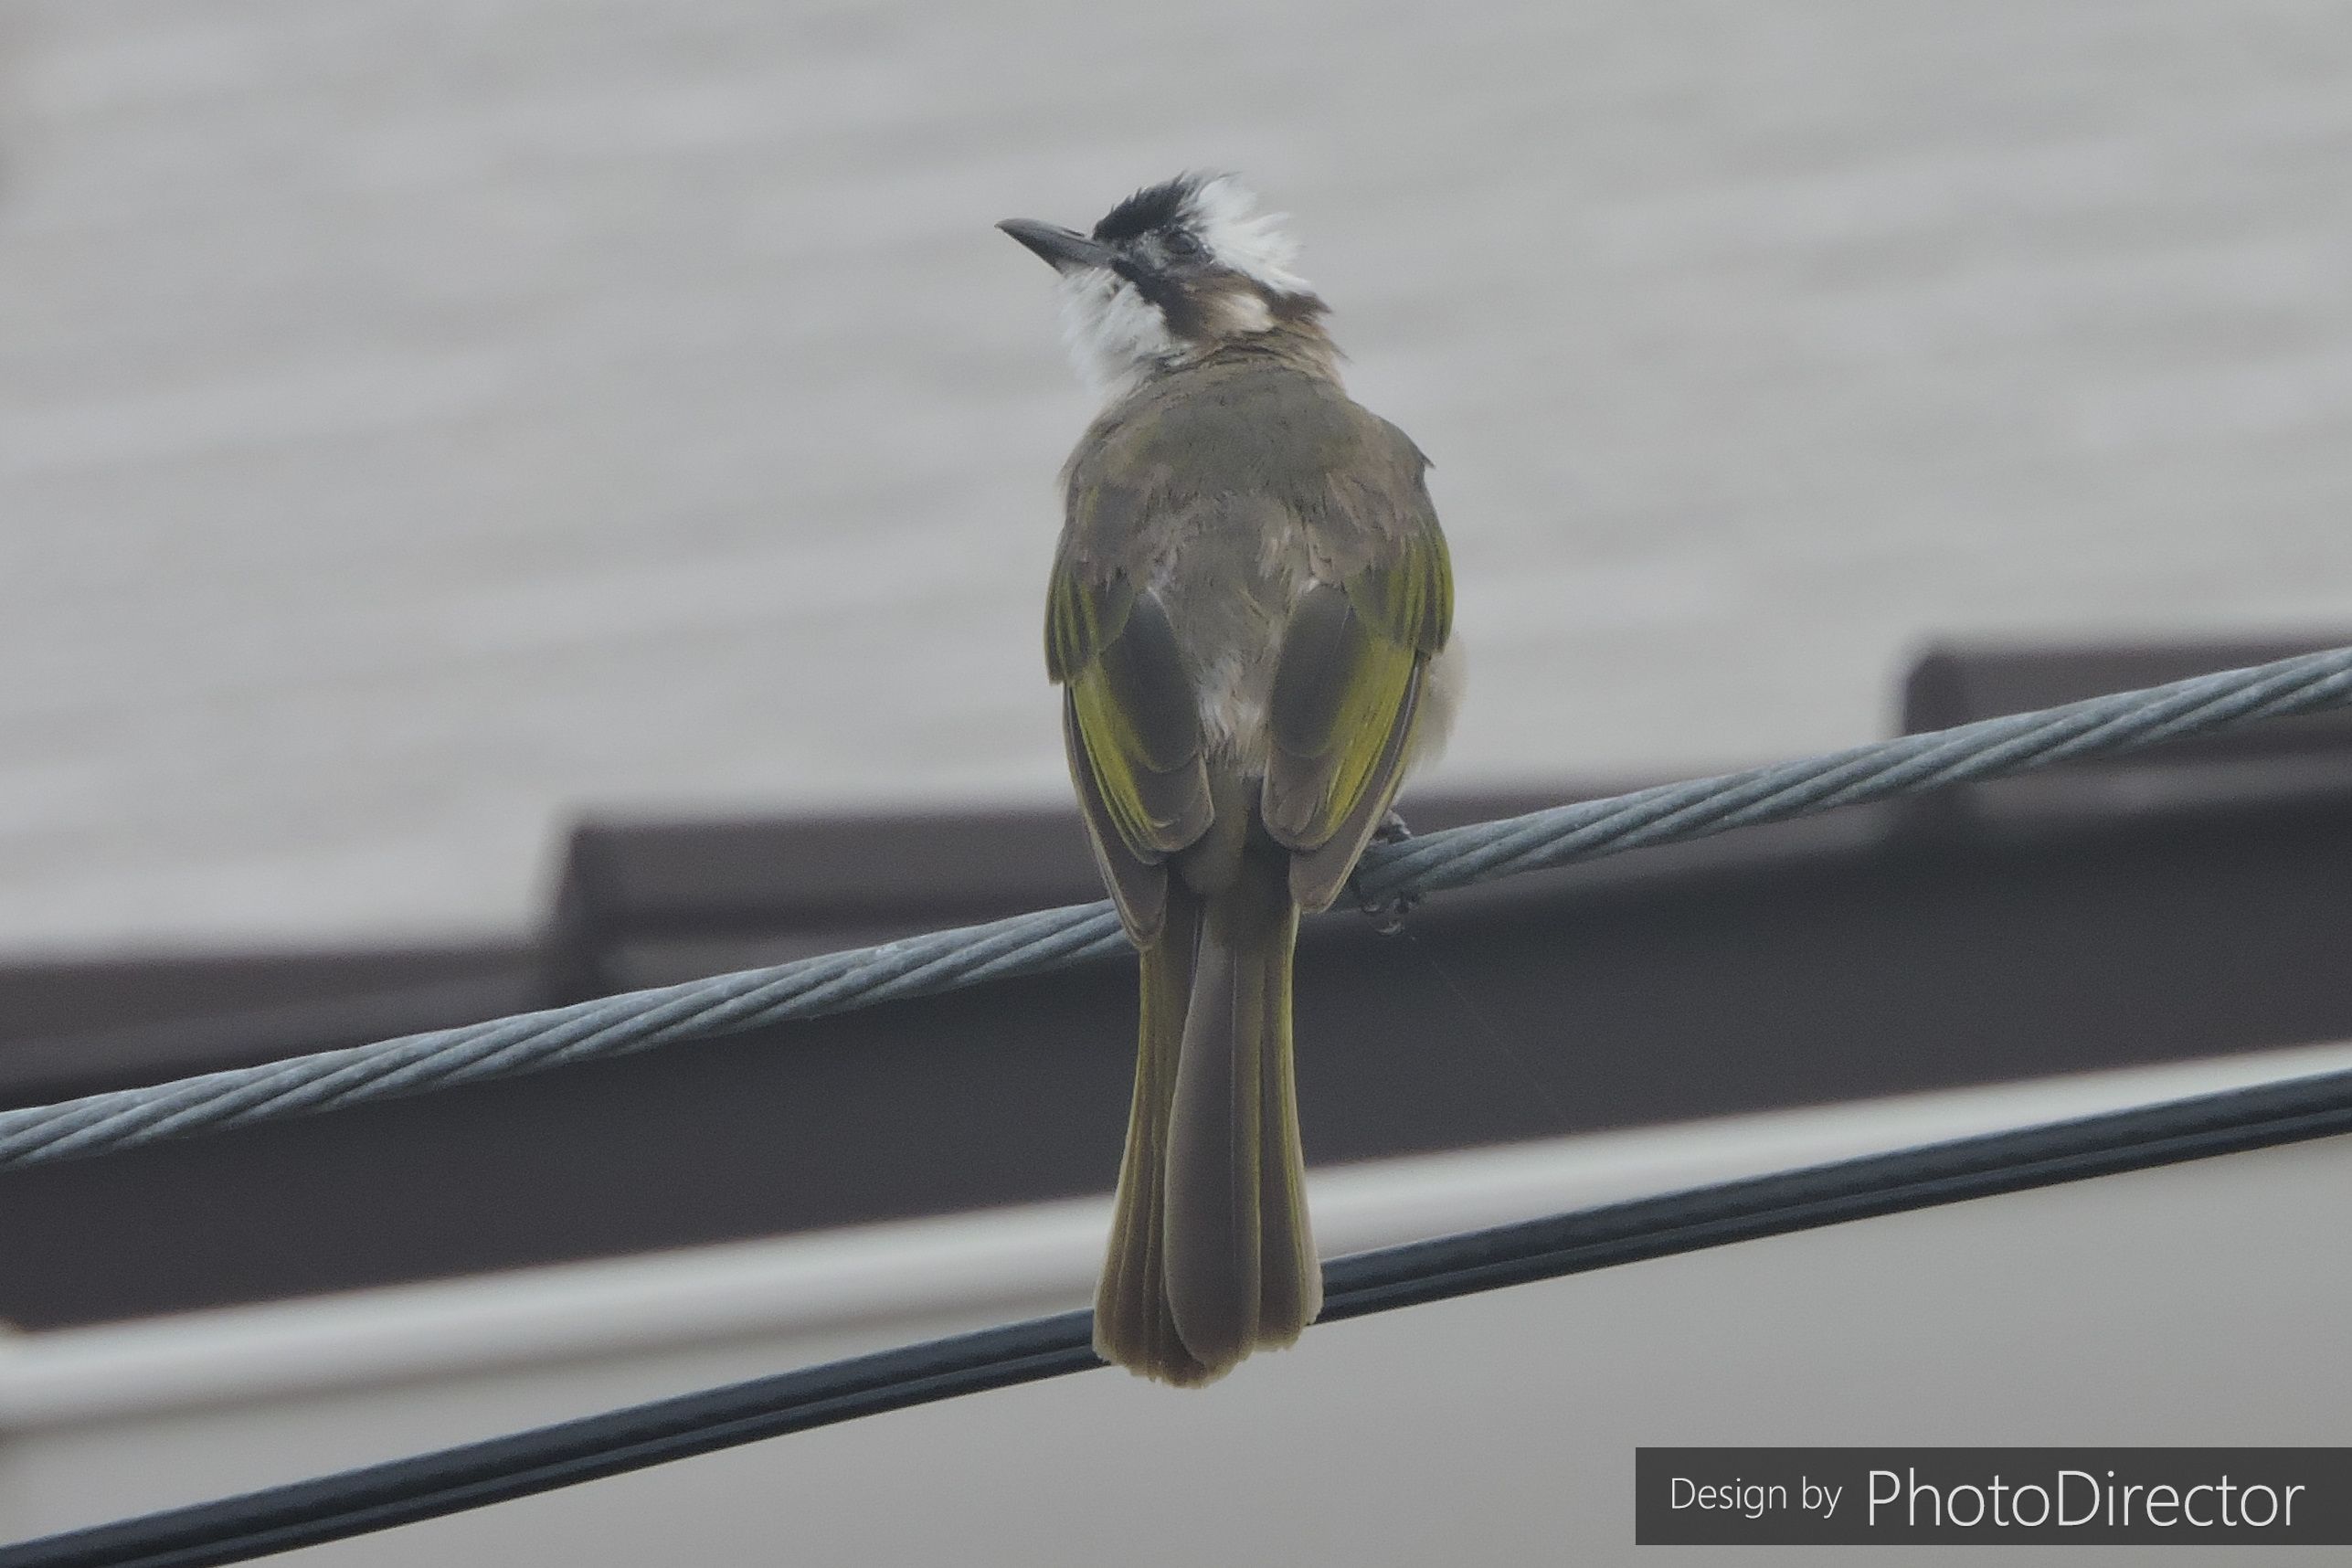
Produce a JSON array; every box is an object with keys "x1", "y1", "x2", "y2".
[
  {"x1": 1094, "y1": 885, "x2": 1209, "y2": 1384},
  {"x1": 1092, "y1": 854, "x2": 1319, "y2": 1386}
]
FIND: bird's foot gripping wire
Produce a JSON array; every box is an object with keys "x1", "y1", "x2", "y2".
[{"x1": 1351, "y1": 810, "x2": 1419, "y2": 937}]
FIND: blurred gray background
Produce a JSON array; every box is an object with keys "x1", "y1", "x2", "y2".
[{"x1": 2, "y1": 0, "x2": 2348, "y2": 953}]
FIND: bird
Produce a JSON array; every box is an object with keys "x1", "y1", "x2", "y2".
[{"x1": 1000, "y1": 173, "x2": 1459, "y2": 1386}]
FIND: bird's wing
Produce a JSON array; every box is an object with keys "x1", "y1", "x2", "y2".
[
  {"x1": 1260, "y1": 421, "x2": 1453, "y2": 913},
  {"x1": 1048, "y1": 542, "x2": 1213, "y2": 944}
]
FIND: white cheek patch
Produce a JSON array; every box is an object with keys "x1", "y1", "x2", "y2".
[
  {"x1": 1187, "y1": 175, "x2": 1313, "y2": 297},
  {"x1": 1055, "y1": 270, "x2": 1180, "y2": 401}
]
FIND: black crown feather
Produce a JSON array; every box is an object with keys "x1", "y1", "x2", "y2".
[{"x1": 1090, "y1": 173, "x2": 1214, "y2": 243}]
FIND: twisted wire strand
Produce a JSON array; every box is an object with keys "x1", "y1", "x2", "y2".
[{"x1": 3, "y1": 646, "x2": 2347, "y2": 1172}]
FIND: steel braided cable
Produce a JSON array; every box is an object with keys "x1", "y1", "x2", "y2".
[{"x1": 1, "y1": 645, "x2": 2347, "y2": 1171}]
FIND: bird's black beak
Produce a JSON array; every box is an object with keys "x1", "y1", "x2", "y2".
[{"x1": 997, "y1": 218, "x2": 1115, "y2": 273}]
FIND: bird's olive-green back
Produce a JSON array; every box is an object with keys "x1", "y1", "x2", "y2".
[{"x1": 1047, "y1": 353, "x2": 1451, "y2": 932}]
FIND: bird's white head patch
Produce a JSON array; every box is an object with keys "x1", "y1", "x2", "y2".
[
  {"x1": 1046, "y1": 172, "x2": 1320, "y2": 401},
  {"x1": 1176, "y1": 174, "x2": 1312, "y2": 296}
]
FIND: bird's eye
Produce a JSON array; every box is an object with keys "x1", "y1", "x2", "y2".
[{"x1": 1161, "y1": 230, "x2": 1202, "y2": 260}]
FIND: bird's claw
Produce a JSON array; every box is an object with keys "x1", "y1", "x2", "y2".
[{"x1": 1351, "y1": 810, "x2": 1418, "y2": 936}]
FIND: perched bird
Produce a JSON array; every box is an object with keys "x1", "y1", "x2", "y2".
[{"x1": 1001, "y1": 173, "x2": 1459, "y2": 1386}]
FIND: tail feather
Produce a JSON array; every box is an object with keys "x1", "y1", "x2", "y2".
[
  {"x1": 1094, "y1": 886, "x2": 1215, "y2": 1385},
  {"x1": 1248, "y1": 906, "x2": 1319, "y2": 1344},
  {"x1": 1093, "y1": 853, "x2": 1318, "y2": 1385}
]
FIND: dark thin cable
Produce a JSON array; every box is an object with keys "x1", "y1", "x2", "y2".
[{"x1": 9, "y1": 1058, "x2": 2351, "y2": 1568}]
